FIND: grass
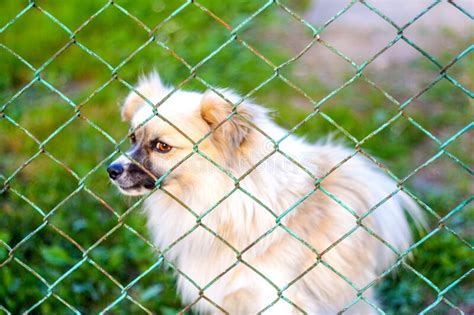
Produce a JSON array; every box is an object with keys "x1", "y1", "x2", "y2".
[{"x1": 0, "y1": 0, "x2": 472, "y2": 314}]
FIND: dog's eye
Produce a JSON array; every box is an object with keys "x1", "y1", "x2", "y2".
[
  {"x1": 155, "y1": 141, "x2": 172, "y2": 153},
  {"x1": 130, "y1": 133, "x2": 136, "y2": 144}
]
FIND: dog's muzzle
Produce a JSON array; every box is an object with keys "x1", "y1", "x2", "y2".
[{"x1": 107, "y1": 161, "x2": 156, "y2": 192}]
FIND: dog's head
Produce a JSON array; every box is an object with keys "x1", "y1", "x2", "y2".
[{"x1": 107, "y1": 72, "x2": 265, "y2": 196}]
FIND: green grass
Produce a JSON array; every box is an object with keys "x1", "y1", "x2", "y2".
[{"x1": 0, "y1": 0, "x2": 472, "y2": 314}]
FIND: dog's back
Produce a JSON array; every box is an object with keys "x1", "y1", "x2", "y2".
[{"x1": 232, "y1": 142, "x2": 425, "y2": 314}]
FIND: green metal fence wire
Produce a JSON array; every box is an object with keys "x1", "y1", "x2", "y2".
[{"x1": 0, "y1": 0, "x2": 472, "y2": 314}]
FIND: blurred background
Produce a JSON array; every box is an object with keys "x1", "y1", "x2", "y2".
[{"x1": 0, "y1": 0, "x2": 472, "y2": 314}]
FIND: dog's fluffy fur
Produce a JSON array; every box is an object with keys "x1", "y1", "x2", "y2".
[{"x1": 109, "y1": 72, "x2": 423, "y2": 314}]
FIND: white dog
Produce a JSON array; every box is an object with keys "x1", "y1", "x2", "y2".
[{"x1": 107, "y1": 72, "x2": 423, "y2": 314}]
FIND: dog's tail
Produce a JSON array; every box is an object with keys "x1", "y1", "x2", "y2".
[
  {"x1": 399, "y1": 188, "x2": 428, "y2": 231},
  {"x1": 374, "y1": 185, "x2": 427, "y2": 271}
]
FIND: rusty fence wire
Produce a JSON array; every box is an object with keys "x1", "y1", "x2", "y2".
[{"x1": 0, "y1": 0, "x2": 473, "y2": 314}]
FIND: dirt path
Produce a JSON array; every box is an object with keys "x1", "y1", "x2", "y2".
[{"x1": 295, "y1": 0, "x2": 473, "y2": 86}]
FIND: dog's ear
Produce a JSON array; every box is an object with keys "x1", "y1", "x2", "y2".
[
  {"x1": 200, "y1": 89, "x2": 260, "y2": 149},
  {"x1": 122, "y1": 72, "x2": 166, "y2": 121}
]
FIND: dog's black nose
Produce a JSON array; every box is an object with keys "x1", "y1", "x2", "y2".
[{"x1": 107, "y1": 163, "x2": 124, "y2": 180}]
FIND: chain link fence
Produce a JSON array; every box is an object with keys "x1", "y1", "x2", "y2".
[{"x1": 0, "y1": 0, "x2": 472, "y2": 314}]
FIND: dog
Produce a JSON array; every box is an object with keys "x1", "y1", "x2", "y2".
[{"x1": 107, "y1": 72, "x2": 424, "y2": 314}]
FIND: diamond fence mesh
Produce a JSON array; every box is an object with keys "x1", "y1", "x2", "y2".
[{"x1": 0, "y1": 0, "x2": 472, "y2": 314}]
